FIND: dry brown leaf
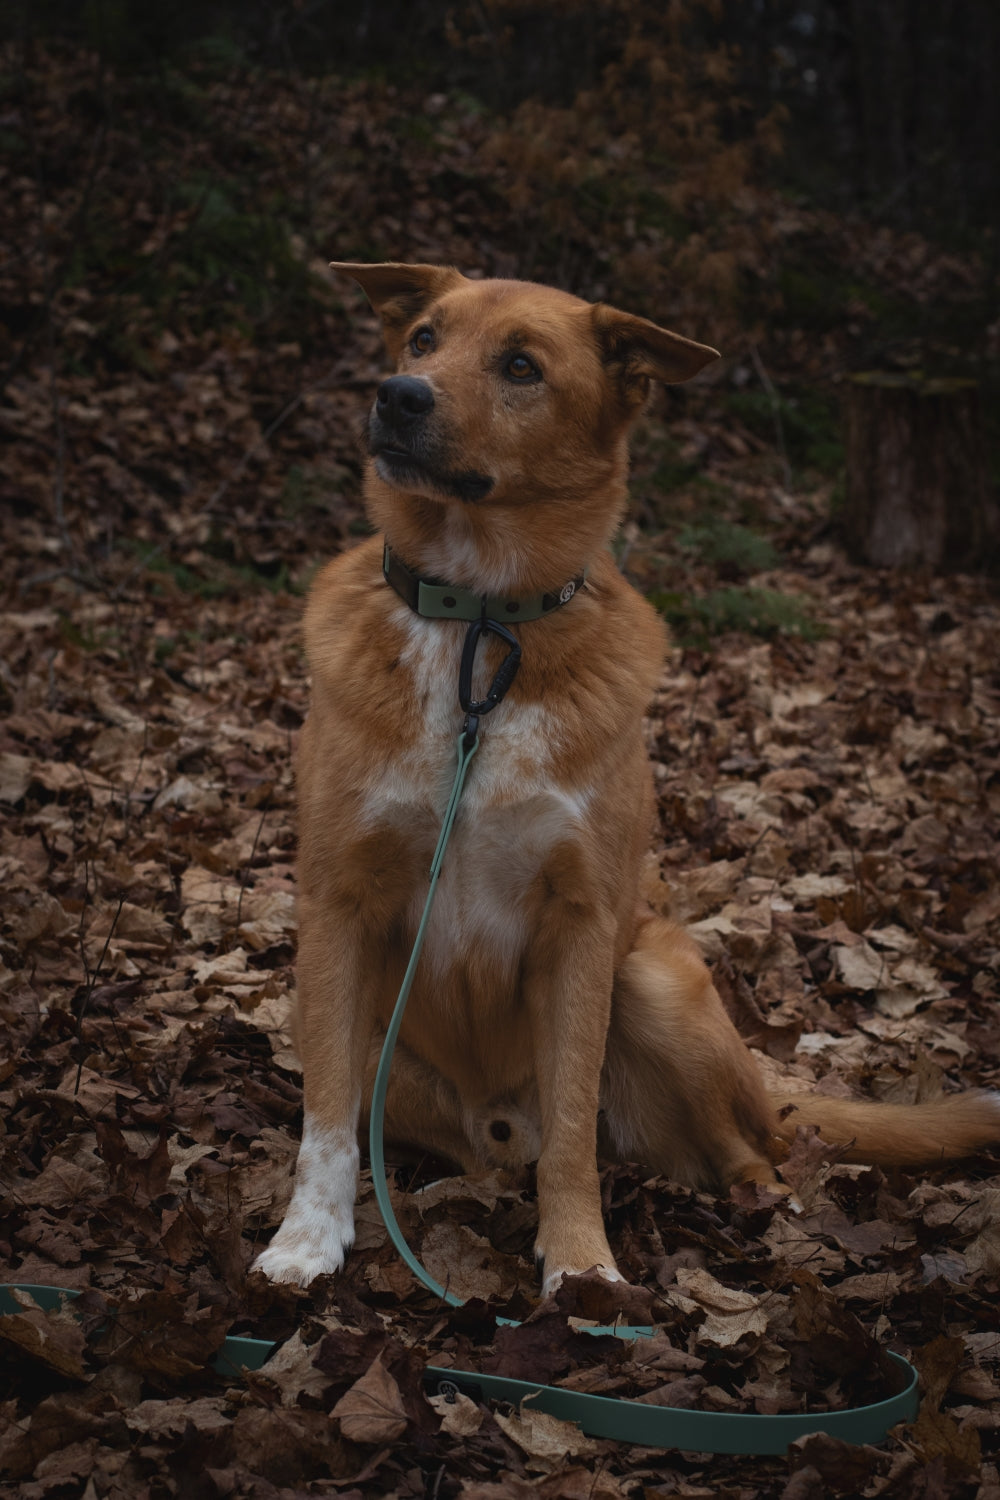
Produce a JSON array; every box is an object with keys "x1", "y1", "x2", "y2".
[
  {"x1": 420, "y1": 1221, "x2": 514, "y2": 1301},
  {"x1": 331, "y1": 1355, "x2": 409, "y2": 1444},
  {"x1": 0, "y1": 1297, "x2": 87, "y2": 1379},
  {"x1": 493, "y1": 1403, "x2": 601, "y2": 1461},
  {"x1": 673, "y1": 1267, "x2": 769, "y2": 1346},
  {"x1": 258, "y1": 1328, "x2": 339, "y2": 1407},
  {"x1": 125, "y1": 1397, "x2": 232, "y2": 1437}
]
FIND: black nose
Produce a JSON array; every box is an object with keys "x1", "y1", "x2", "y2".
[{"x1": 376, "y1": 376, "x2": 435, "y2": 425}]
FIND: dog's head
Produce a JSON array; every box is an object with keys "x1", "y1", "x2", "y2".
[{"x1": 332, "y1": 262, "x2": 718, "y2": 583}]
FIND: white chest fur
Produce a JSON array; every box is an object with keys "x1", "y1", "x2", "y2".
[{"x1": 363, "y1": 609, "x2": 589, "y2": 977}]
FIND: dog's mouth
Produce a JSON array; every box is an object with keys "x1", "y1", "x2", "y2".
[
  {"x1": 371, "y1": 443, "x2": 430, "y2": 481},
  {"x1": 371, "y1": 440, "x2": 494, "y2": 505}
]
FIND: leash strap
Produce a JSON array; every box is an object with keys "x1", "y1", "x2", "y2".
[
  {"x1": 366, "y1": 723, "x2": 629, "y2": 1335},
  {"x1": 0, "y1": 1284, "x2": 920, "y2": 1453},
  {"x1": 369, "y1": 729, "x2": 479, "y2": 1307},
  {"x1": 367, "y1": 614, "x2": 630, "y2": 1322}
]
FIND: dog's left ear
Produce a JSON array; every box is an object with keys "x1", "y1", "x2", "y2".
[
  {"x1": 330, "y1": 262, "x2": 466, "y2": 342},
  {"x1": 592, "y1": 304, "x2": 720, "y2": 402}
]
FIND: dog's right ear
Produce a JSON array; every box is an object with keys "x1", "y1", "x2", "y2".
[{"x1": 330, "y1": 262, "x2": 465, "y2": 344}]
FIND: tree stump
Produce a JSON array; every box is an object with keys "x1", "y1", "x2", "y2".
[{"x1": 844, "y1": 373, "x2": 998, "y2": 571}]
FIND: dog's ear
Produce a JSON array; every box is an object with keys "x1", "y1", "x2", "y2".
[
  {"x1": 330, "y1": 262, "x2": 465, "y2": 341},
  {"x1": 592, "y1": 304, "x2": 719, "y2": 404}
]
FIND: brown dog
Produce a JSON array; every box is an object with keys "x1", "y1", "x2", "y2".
[{"x1": 254, "y1": 264, "x2": 1000, "y2": 1291}]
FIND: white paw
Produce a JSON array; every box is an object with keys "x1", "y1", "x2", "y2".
[
  {"x1": 540, "y1": 1262, "x2": 624, "y2": 1299},
  {"x1": 253, "y1": 1116, "x2": 359, "y2": 1286},
  {"x1": 252, "y1": 1210, "x2": 354, "y2": 1287}
]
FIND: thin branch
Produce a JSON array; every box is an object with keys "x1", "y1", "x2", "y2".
[
  {"x1": 74, "y1": 894, "x2": 127, "y2": 1096},
  {"x1": 111, "y1": 386, "x2": 312, "y2": 598},
  {"x1": 236, "y1": 803, "x2": 270, "y2": 928},
  {"x1": 749, "y1": 343, "x2": 792, "y2": 493}
]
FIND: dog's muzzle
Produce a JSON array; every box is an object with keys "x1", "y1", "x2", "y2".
[{"x1": 369, "y1": 376, "x2": 494, "y2": 503}]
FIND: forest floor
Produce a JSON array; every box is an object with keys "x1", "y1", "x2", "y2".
[{"x1": 2, "y1": 41, "x2": 1000, "y2": 1500}]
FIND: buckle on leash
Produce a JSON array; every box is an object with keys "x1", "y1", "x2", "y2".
[{"x1": 458, "y1": 616, "x2": 522, "y2": 744}]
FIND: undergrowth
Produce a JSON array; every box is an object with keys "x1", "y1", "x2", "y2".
[{"x1": 649, "y1": 584, "x2": 821, "y2": 647}]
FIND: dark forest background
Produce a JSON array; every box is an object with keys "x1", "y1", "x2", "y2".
[
  {"x1": 3, "y1": 0, "x2": 999, "y2": 594},
  {"x1": 10, "y1": 0, "x2": 1000, "y2": 237}
]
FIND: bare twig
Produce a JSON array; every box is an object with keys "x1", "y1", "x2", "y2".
[
  {"x1": 111, "y1": 384, "x2": 315, "y2": 598},
  {"x1": 749, "y1": 343, "x2": 793, "y2": 493},
  {"x1": 74, "y1": 894, "x2": 127, "y2": 1096},
  {"x1": 44, "y1": 293, "x2": 74, "y2": 566},
  {"x1": 119, "y1": 723, "x2": 150, "y2": 836},
  {"x1": 236, "y1": 802, "x2": 270, "y2": 928}
]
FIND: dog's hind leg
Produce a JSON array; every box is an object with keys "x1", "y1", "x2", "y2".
[
  {"x1": 362, "y1": 1038, "x2": 476, "y2": 1170},
  {"x1": 601, "y1": 916, "x2": 784, "y2": 1193}
]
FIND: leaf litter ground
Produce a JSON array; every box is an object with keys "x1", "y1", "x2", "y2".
[
  {"x1": 4, "y1": 477, "x2": 1000, "y2": 1499},
  {"x1": 2, "y1": 45, "x2": 1000, "y2": 1500}
]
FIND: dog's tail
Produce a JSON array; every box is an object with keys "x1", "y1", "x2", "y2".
[{"x1": 768, "y1": 1089, "x2": 1000, "y2": 1167}]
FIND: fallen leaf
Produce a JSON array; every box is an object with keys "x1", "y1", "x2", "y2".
[
  {"x1": 494, "y1": 1403, "x2": 601, "y2": 1461},
  {"x1": 331, "y1": 1355, "x2": 409, "y2": 1444}
]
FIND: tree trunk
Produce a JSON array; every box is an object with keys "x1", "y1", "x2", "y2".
[{"x1": 844, "y1": 373, "x2": 998, "y2": 571}]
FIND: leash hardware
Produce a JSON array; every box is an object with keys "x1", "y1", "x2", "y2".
[{"x1": 458, "y1": 616, "x2": 522, "y2": 722}]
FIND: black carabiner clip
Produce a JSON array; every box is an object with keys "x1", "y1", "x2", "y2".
[{"x1": 458, "y1": 616, "x2": 522, "y2": 726}]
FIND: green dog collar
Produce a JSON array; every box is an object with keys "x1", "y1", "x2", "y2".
[{"x1": 383, "y1": 542, "x2": 587, "y2": 622}]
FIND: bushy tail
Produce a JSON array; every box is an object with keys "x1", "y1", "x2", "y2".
[{"x1": 769, "y1": 1089, "x2": 1000, "y2": 1168}]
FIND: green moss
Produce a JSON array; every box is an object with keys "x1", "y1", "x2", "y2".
[
  {"x1": 123, "y1": 540, "x2": 295, "y2": 598},
  {"x1": 724, "y1": 386, "x2": 844, "y2": 476},
  {"x1": 677, "y1": 519, "x2": 778, "y2": 575},
  {"x1": 649, "y1": 585, "x2": 821, "y2": 647}
]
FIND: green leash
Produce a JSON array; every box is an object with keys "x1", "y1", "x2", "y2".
[
  {"x1": 369, "y1": 608, "x2": 524, "y2": 1306},
  {"x1": 366, "y1": 717, "x2": 636, "y2": 1335},
  {"x1": 368, "y1": 728, "x2": 479, "y2": 1307},
  {"x1": 0, "y1": 1284, "x2": 919, "y2": 1454}
]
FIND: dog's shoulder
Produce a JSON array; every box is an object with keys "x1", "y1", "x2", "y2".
[
  {"x1": 521, "y1": 552, "x2": 666, "y2": 715},
  {"x1": 584, "y1": 551, "x2": 666, "y2": 652},
  {"x1": 304, "y1": 535, "x2": 382, "y2": 618},
  {"x1": 303, "y1": 537, "x2": 398, "y2": 675}
]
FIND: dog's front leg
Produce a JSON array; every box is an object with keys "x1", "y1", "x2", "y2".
[
  {"x1": 524, "y1": 854, "x2": 621, "y2": 1297},
  {"x1": 252, "y1": 891, "x2": 382, "y2": 1286}
]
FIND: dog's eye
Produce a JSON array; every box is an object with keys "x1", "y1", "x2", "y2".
[
  {"x1": 504, "y1": 352, "x2": 540, "y2": 383},
  {"x1": 410, "y1": 326, "x2": 435, "y2": 356}
]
